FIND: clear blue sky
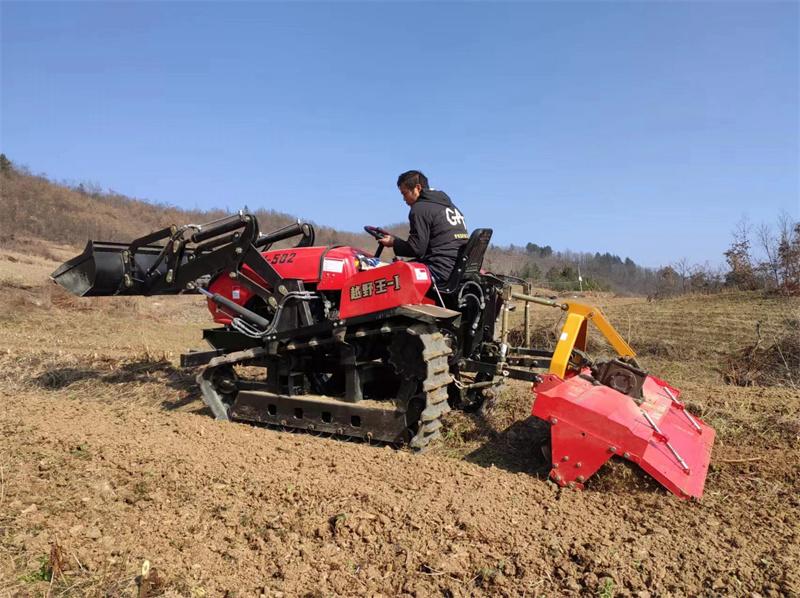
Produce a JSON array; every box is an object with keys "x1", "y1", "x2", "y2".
[{"x1": 2, "y1": 1, "x2": 797, "y2": 267}]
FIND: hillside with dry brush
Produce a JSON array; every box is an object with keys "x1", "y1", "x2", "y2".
[
  {"x1": 1, "y1": 168, "x2": 383, "y2": 258},
  {"x1": 0, "y1": 163, "x2": 672, "y2": 294}
]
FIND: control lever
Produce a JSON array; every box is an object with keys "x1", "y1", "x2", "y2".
[{"x1": 363, "y1": 225, "x2": 391, "y2": 259}]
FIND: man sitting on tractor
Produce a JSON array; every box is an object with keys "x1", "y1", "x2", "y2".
[{"x1": 378, "y1": 170, "x2": 469, "y2": 285}]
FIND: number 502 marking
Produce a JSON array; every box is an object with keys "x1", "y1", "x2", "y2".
[{"x1": 269, "y1": 252, "x2": 296, "y2": 265}]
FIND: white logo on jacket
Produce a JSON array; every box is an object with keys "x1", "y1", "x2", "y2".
[{"x1": 445, "y1": 207, "x2": 466, "y2": 227}]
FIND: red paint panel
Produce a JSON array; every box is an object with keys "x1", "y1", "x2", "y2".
[
  {"x1": 532, "y1": 373, "x2": 715, "y2": 499},
  {"x1": 316, "y1": 247, "x2": 371, "y2": 291},
  {"x1": 204, "y1": 244, "x2": 417, "y2": 324},
  {"x1": 207, "y1": 246, "x2": 331, "y2": 324},
  {"x1": 262, "y1": 247, "x2": 327, "y2": 281},
  {"x1": 339, "y1": 261, "x2": 432, "y2": 319}
]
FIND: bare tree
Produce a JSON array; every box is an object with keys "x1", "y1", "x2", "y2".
[
  {"x1": 673, "y1": 257, "x2": 691, "y2": 293},
  {"x1": 776, "y1": 216, "x2": 800, "y2": 295},
  {"x1": 756, "y1": 222, "x2": 780, "y2": 289}
]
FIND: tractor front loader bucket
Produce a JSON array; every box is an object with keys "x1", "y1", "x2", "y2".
[
  {"x1": 51, "y1": 214, "x2": 261, "y2": 297},
  {"x1": 533, "y1": 373, "x2": 715, "y2": 499},
  {"x1": 51, "y1": 240, "x2": 178, "y2": 296}
]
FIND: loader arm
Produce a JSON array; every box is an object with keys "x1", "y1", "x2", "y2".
[{"x1": 51, "y1": 213, "x2": 319, "y2": 336}]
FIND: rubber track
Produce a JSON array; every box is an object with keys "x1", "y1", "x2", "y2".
[
  {"x1": 199, "y1": 322, "x2": 452, "y2": 451},
  {"x1": 405, "y1": 325, "x2": 452, "y2": 452}
]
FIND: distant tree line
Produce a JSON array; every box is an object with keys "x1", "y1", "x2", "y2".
[
  {"x1": 487, "y1": 213, "x2": 799, "y2": 297},
  {"x1": 482, "y1": 243, "x2": 659, "y2": 294},
  {"x1": 647, "y1": 216, "x2": 799, "y2": 298}
]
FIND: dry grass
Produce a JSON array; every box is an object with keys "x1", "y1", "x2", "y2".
[
  {"x1": 724, "y1": 326, "x2": 799, "y2": 389},
  {"x1": 505, "y1": 290, "x2": 799, "y2": 384},
  {"x1": 1, "y1": 280, "x2": 208, "y2": 359}
]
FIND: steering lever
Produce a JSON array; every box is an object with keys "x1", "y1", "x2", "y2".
[{"x1": 363, "y1": 225, "x2": 390, "y2": 259}]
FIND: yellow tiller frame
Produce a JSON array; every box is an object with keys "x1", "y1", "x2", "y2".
[{"x1": 549, "y1": 302, "x2": 637, "y2": 378}]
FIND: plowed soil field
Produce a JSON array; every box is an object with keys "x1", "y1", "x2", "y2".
[{"x1": 1, "y1": 245, "x2": 798, "y2": 597}]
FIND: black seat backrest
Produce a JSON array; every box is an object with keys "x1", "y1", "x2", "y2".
[{"x1": 440, "y1": 228, "x2": 493, "y2": 294}]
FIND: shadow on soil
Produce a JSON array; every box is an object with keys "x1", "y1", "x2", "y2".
[
  {"x1": 463, "y1": 412, "x2": 674, "y2": 498},
  {"x1": 463, "y1": 415, "x2": 552, "y2": 476},
  {"x1": 31, "y1": 356, "x2": 210, "y2": 414},
  {"x1": 463, "y1": 415, "x2": 667, "y2": 497}
]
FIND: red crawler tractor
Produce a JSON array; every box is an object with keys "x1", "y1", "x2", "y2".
[{"x1": 52, "y1": 212, "x2": 715, "y2": 498}]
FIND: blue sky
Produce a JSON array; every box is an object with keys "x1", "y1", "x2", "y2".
[{"x1": 2, "y1": 1, "x2": 797, "y2": 267}]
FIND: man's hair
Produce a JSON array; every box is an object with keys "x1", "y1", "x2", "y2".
[{"x1": 397, "y1": 170, "x2": 429, "y2": 190}]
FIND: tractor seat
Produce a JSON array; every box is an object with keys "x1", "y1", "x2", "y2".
[{"x1": 438, "y1": 228, "x2": 493, "y2": 294}]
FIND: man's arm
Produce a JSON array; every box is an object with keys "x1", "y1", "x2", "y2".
[{"x1": 391, "y1": 207, "x2": 431, "y2": 258}]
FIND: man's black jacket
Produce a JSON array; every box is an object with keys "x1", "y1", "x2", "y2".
[{"x1": 393, "y1": 189, "x2": 469, "y2": 283}]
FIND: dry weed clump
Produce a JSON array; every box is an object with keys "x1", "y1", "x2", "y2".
[
  {"x1": 506, "y1": 325, "x2": 558, "y2": 350},
  {"x1": 631, "y1": 338, "x2": 678, "y2": 358},
  {"x1": 0, "y1": 233, "x2": 68, "y2": 262},
  {"x1": 45, "y1": 284, "x2": 93, "y2": 311},
  {"x1": 2, "y1": 284, "x2": 48, "y2": 316},
  {"x1": 724, "y1": 324, "x2": 800, "y2": 388},
  {"x1": 0, "y1": 275, "x2": 35, "y2": 292}
]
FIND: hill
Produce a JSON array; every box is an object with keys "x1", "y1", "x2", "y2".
[
  {"x1": 1, "y1": 160, "x2": 662, "y2": 293},
  {"x1": 0, "y1": 162, "x2": 377, "y2": 255}
]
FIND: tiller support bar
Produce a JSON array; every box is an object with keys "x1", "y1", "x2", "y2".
[{"x1": 525, "y1": 300, "x2": 715, "y2": 499}]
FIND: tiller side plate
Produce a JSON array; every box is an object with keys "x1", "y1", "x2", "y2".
[{"x1": 532, "y1": 373, "x2": 715, "y2": 499}]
